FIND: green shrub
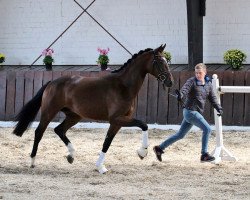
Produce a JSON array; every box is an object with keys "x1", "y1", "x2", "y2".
[
  {"x1": 223, "y1": 49, "x2": 247, "y2": 70},
  {"x1": 97, "y1": 54, "x2": 109, "y2": 65},
  {"x1": 43, "y1": 55, "x2": 54, "y2": 65},
  {"x1": 163, "y1": 51, "x2": 171, "y2": 64},
  {"x1": 0, "y1": 53, "x2": 5, "y2": 63}
]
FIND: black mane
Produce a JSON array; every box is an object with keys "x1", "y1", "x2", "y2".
[{"x1": 111, "y1": 48, "x2": 153, "y2": 73}]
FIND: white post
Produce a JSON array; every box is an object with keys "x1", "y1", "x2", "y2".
[{"x1": 211, "y1": 74, "x2": 237, "y2": 164}]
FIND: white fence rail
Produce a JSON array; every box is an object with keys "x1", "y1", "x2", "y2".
[{"x1": 212, "y1": 74, "x2": 250, "y2": 164}]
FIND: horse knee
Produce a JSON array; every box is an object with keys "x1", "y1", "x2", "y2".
[
  {"x1": 54, "y1": 125, "x2": 61, "y2": 134},
  {"x1": 54, "y1": 125, "x2": 65, "y2": 136},
  {"x1": 141, "y1": 124, "x2": 148, "y2": 131},
  {"x1": 134, "y1": 119, "x2": 148, "y2": 131}
]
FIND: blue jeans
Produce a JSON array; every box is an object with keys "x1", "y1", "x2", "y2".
[{"x1": 159, "y1": 108, "x2": 212, "y2": 155}]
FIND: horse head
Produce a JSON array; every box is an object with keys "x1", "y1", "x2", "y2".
[{"x1": 150, "y1": 44, "x2": 174, "y2": 88}]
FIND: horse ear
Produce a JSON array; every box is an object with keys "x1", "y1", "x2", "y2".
[{"x1": 156, "y1": 44, "x2": 166, "y2": 53}]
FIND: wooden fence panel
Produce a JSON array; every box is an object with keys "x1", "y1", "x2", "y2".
[
  {"x1": 33, "y1": 71, "x2": 44, "y2": 121},
  {"x1": 15, "y1": 71, "x2": 25, "y2": 117},
  {"x1": 232, "y1": 71, "x2": 245, "y2": 125},
  {"x1": 157, "y1": 82, "x2": 169, "y2": 124},
  {"x1": 244, "y1": 71, "x2": 250, "y2": 125},
  {"x1": 146, "y1": 74, "x2": 158, "y2": 123},
  {"x1": 43, "y1": 71, "x2": 53, "y2": 85},
  {"x1": 167, "y1": 71, "x2": 180, "y2": 124},
  {"x1": 61, "y1": 71, "x2": 71, "y2": 77},
  {"x1": 0, "y1": 69, "x2": 249, "y2": 125},
  {"x1": 5, "y1": 72, "x2": 16, "y2": 120},
  {"x1": 34, "y1": 72, "x2": 44, "y2": 93},
  {"x1": 80, "y1": 71, "x2": 91, "y2": 77},
  {"x1": 221, "y1": 71, "x2": 234, "y2": 125},
  {"x1": 0, "y1": 72, "x2": 7, "y2": 120},
  {"x1": 52, "y1": 71, "x2": 62, "y2": 81},
  {"x1": 24, "y1": 71, "x2": 34, "y2": 104},
  {"x1": 71, "y1": 71, "x2": 81, "y2": 76}
]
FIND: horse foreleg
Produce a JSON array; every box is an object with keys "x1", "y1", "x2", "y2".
[
  {"x1": 96, "y1": 125, "x2": 121, "y2": 174},
  {"x1": 137, "y1": 130, "x2": 149, "y2": 159},
  {"x1": 110, "y1": 116, "x2": 149, "y2": 159}
]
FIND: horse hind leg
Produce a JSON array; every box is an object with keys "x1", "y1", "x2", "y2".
[
  {"x1": 30, "y1": 121, "x2": 50, "y2": 168},
  {"x1": 30, "y1": 105, "x2": 61, "y2": 168},
  {"x1": 54, "y1": 110, "x2": 81, "y2": 164}
]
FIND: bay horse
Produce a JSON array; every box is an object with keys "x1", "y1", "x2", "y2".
[{"x1": 13, "y1": 44, "x2": 173, "y2": 174}]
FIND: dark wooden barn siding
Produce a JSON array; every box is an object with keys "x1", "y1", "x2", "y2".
[{"x1": 0, "y1": 65, "x2": 249, "y2": 125}]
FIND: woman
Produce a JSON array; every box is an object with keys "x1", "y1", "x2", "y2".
[{"x1": 153, "y1": 63, "x2": 223, "y2": 162}]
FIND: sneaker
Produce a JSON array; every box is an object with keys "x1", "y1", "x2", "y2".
[
  {"x1": 200, "y1": 153, "x2": 215, "y2": 162},
  {"x1": 153, "y1": 146, "x2": 164, "y2": 162}
]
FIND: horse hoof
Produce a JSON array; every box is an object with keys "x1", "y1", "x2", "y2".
[
  {"x1": 137, "y1": 147, "x2": 148, "y2": 160},
  {"x1": 67, "y1": 155, "x2": 74, "y2": 164},
  {"x1": 30, "y1": 165, "x2": 35, "y2": 168},
  {"x1": 97, "y1": 164, "x2": 108, "y2": 174},
  {"x1": 137, "y1": 153, "x2": 144, "y2": 160}
]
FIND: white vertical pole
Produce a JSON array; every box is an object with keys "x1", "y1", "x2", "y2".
[
  {"x1": 212, "y1": 74, "x2": 223, "y2": 163},
  {"x1": 211, "y1": 74, "x2": 237, "y2": 163}
]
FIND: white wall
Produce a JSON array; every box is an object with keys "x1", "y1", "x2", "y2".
[
  {"x1": 0, "y1": 0, "x2": 249, "y2": 65},
  {"x1": 204, "y1": 0, "x2": 250, "y2": 63}
]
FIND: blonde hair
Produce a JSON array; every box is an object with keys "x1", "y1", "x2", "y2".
[{"x1": 195, "y1": 63, "x2": 207, "y2": 70}]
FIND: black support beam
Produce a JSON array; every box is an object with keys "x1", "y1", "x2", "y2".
[{"x1": 186, "y1": 0, "x2": 206, "y2": 70}]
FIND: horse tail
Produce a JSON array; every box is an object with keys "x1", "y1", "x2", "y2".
[{"x1": 13, "y1": 81, "x2": 51, "y2": 137}]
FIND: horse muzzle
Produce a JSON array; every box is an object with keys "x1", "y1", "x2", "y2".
[
  {"x1": 157, "y1": 73, "x2": 174, "y2": 88},
  {"x1": 164, "y1": 80, "x2": 173, "y2": 88}
]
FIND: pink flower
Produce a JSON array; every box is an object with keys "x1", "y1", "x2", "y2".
[
  {"x1": 42, "y1": 48, "x2": 54, "y2": 56},
  {"x1": 47, "y1": 50, "x2": 53, "y2": 56},
  {"x1": 42, "y1": 49, "x2": 47, "y2": 56},
  {"x1": 97, "y1": 47, "x2": 110, "y2": 55}
]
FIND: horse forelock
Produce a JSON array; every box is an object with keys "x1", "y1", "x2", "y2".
[{"x1": 111, "y1": 48, "x2": 153, "y2": 73}]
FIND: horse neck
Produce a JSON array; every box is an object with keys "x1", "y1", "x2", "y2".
[{"x1": 120, "y1": 55, "x2": 152, "y2": 97}]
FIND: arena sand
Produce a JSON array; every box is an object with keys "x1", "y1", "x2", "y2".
[{"x1": 0, "y1": 127, "x2": 249, "y2": 200}]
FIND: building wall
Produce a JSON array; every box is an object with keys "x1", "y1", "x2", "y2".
[
  {"x1": 0, "y1": 0, "x2": 249, "y2": 65},
  {"x1": 204, "y1": 0, "x2": 250, "y2": 63}
]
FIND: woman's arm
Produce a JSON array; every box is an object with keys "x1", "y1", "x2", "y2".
[
  {"x1": 208, "y1": 85, "x2": 222, "y2": 112},
  {"x1": 180, "y1": 78, "x2": 194, "y2": 98}
]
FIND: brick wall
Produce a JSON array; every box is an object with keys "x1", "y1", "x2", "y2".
[{"x1": 0, "y1": 0, "x2": 249, "y2": 65}]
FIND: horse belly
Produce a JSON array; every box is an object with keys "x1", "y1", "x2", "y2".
[{"x1": 73, "y1": 98, "x2": 109, "y2": 121}]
